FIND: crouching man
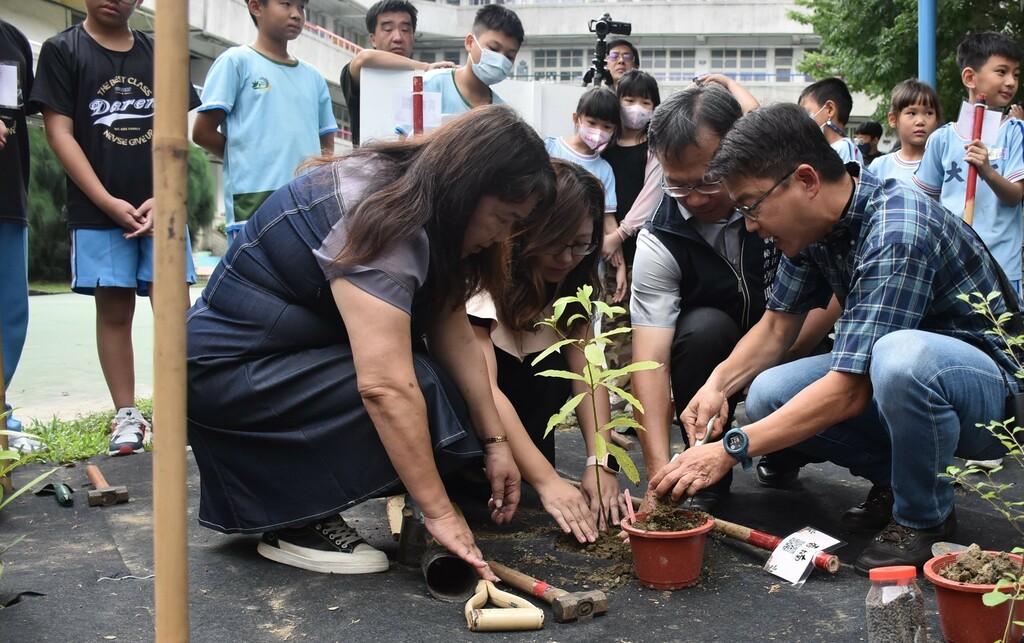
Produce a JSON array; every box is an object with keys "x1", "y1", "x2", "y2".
[{"x1": 649, "y1": 103, "x2": 1019, "y2": 574}]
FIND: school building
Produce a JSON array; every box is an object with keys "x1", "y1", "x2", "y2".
[{"x1": 6, "y1": 0, "x2": 878, "y2": 227}]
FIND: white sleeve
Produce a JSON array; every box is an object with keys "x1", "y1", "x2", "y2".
[{"x1": 629, "y1": 229, "x2": 683, "y2": 328}]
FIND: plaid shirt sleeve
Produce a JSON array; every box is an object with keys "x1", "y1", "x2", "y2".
[
  {"x1": 830, "y1": 224, "x2": 937, "y2": 375},
  {"x1": 767, "y1": 256, "x2": 834, "y2": 313}
]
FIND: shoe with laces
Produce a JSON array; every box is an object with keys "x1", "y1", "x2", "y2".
[
  {"x1": 854, "y1": 510, "x2": 958, "y2": 576},
  {"x1": 840, "y1": 485, "x2": 895, "y2": 532},
  {"x1": 108, "y1": 408, "x2": 150, "y2": 456},
  {"x1": 258, "y1": 515, "x2": 389, "y2": 574}
]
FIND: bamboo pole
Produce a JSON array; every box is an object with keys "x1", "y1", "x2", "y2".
[
  {"x1": 0, "y1": 333, "x2": 11, "y2": 495},
  {"x1": 152, "y1": 0, "x2": 190, "y2": 639}
]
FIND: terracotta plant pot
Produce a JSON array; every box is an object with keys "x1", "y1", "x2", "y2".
[
  {"x1": 923, "y1": 552, "x2": 1024, "y2": 643},
  {"x1": 621, "y1": 510, "x2": 715, "y2": 590}
]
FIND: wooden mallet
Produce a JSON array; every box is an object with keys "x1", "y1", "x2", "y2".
[
  {"x1": 489, "y1": 560, "x2": 608, "y2": 622},
  {"x1": 85, "y1": 464, "x2": 129, "y2": 507}
]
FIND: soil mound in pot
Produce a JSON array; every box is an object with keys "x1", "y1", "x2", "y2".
[
  {"x1": 938, "y1": 544, "x2": 1021, "y2": 584},
  {"x1": 632, "y1": 499, "x2": 710, "y2": 532}
]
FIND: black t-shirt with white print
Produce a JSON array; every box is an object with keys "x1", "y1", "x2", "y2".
[{"x1": 30, "y1": 24, "x2": 200, "y2": 229}]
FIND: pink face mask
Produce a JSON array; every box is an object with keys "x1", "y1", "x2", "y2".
[
  {"x1": 578, "y1": 124, "x2": 612, "y2": 153},
  {"x1": 621, "y1": 104, "x2": 653, "y2": 130}
]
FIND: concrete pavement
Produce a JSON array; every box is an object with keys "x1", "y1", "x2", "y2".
[{"x1": 6, "y1": 287, "x2": 204, "y2": 425}]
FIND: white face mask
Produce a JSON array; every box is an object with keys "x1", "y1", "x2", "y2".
[
  {"x1": 808, "y1": 104, "x2": 827, "y2": 132},
  {"x1": 621, "y1": 104, "x2": 653, "y2": 130},
  {"x1": 578, "y1": 124, "x2": 612, "y2": 153},
  {"x1": 471, "y1": 35, "x2": 512, "y2": 86}
]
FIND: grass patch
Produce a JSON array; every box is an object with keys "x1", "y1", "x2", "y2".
[
  {"x1": 18, "y1": 398, "x2": 152, "y2": 464},
  {"x1": 28, "y1": 281, "x2": 72, "y2": 295}
]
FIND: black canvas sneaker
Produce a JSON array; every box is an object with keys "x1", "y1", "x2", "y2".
[{"x1": 258, "y1": 515, "x2": 389, "y2": 574}]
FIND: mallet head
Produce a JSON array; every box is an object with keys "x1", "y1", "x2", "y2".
[
  {"x1": 87, "y1": 486, "x2": 129, "y2": 507},
  {"x1": 551, "y1": 590, "x2": 608, "y2": 622}
]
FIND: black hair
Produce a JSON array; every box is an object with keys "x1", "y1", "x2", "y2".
[
  {"x1": 647, "y1": 83, "x2": 741, "y2": 166},
  {"x1": 616, "y1": 70, "x2": 661, "y2": 108},
  {"x1": 576, "y1": 88, "x2": 621, "y2": 130},
  {"x1": 472, "y1": 4, "x2": 525, "y2": 47},
  {"x1": 855, "y1": 120, "x2": 883, "y2": 140},
  {"x1": 798, "y1": 77, "x2": 854, "y2": 126},
  {"x1": 889, "y1": 78, "x2": 943, "y2": 123},
  {"x1": 956, "y1": 31, "x2": 1023, "y2": 72},
  {"x1": 708, "y1": 103, "x2": 848, "y2": 185},
  {"x1": 248, "y1": 0, "x2": 268, "y2": 28},
  {"x1": 606, "y1": 39, "x2": 640, "y2": 68},
  {"x1": 501, "y1": 159, "x2": 605, "y2": 335},
  {"x1": 365, "y1": 0, "x2": 418, "y2": 33}
]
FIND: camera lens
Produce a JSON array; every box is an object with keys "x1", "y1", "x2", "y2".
[{"x1": 594, "y1": 20, "x2": 609, "y2": 36}]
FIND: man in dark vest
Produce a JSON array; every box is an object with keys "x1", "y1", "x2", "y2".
[{"x1": 630, "y1": 80, "x2": 832, "y2": 513}]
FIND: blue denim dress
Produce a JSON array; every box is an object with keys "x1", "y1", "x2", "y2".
[{"x1": 186, "y1": 163, "x2": 481, "y2": 534}]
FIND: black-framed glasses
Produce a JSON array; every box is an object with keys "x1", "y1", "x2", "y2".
[
  {"x1": 548, "y1": 242, "x2": 598, "y2": 257},
  {"x1": 734, "y1": 168, "x2": 796, "y2": 221},
  {"x1": 606, "y1": 52, "x2": 635, "y2": 62},
  {"x1": 661, "y1": 175, "x2": 724, "y2": 198}
]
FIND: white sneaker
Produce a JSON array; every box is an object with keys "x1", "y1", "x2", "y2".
[
  {"x1": 108, "y1": 408, "x2": 151, "y2": 456},
  {"x1": 257, "y1": 515, "x2": 389, "y2": 574},
  {"x1": 965, "y1": 458, "x2": 1003, "y2": 471},
  {"x1": 8, "y1": 432, "x2": 44, "y2": 454}
]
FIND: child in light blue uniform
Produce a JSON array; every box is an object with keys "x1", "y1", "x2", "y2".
[
  {"x1": 869, "y1": 79, "x2": 941, "y2": 188},
  {"x1": 799, "y1": 77, "x2": 864, "y2": 166},
  {"x1": 914, "y1": 32, "x2": 1024, "y2": 288},
  {"x1": 193, "y1": 0, "x2": 337, "y2": 225},
  {"x1": 545, "y1": 88, "x2": 625, "y2": 300},
  {"x1": 422, "y1": 5, "x2": 521, "y2": 120}
]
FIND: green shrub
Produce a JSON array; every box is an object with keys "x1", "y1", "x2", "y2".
[
  {"x1": 26, "y1": 126, "x2": 70, "y2": 282},
  {"x1": 186, "y1": 143, "x2": 215, "y2": 237}
]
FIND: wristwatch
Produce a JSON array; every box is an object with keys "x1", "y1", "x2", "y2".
[
  {"x1": 723, "y1": 427, "x2": 753, "y2": 471},
  {"x1": 585, "y1": 453, "x2": 620, "y2": 475}
]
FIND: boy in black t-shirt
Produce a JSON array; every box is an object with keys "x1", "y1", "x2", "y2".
[
  {"x1": 31, "y1": 0, "x2": 200, "y2": 456},
  {"x1": 0, "y1": 19, "x2": 39, "y2": 453}
]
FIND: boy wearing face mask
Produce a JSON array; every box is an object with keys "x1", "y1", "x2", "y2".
[
  {"x1": 545, "y1": 88, "x2": 626, "y2": 301},
  {"x1": 423, "y1": 4, "x2": 523, "y2": 117},
  {"x1": 799, "y1": 77, "x2": 864, "y2": 167}
]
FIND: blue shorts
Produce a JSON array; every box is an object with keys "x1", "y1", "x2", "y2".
[{"x1": 71, "y1": 228, "x2": 196, "y2": 296}]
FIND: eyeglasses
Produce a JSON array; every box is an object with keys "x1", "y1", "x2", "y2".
[
  {"x1": 548, "y1": 242, "x2": 598, "y2": 257},
  {"x1": 734, "y1": 168, "x2": 796, "y2": 221},
  {"x1": 113, "y1": 0, "x2": 139, "y2": 4},
  {"x1": 606, "y1": 52, "x2": 635, "y2": 62},
  {"x1": 661, "y1": 175, "x2": 724, "y2": 198}
]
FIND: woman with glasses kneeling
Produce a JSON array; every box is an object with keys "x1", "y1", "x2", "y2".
[
  {"x1": 186, "y1": 106, "x2": 556, "y2": 579},
  {"x1": 467, "y1": 159, "x2": 629, "y2": 532}
]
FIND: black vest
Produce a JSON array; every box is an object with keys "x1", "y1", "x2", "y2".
[{"x1": 648, "y1": 193, "x2": 780, "y2": 331}]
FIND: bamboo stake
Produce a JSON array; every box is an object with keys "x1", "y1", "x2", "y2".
[
  {"x1": 0, "y1": 332, "x2": 11, "y2": 495},
  {"x1": 153, "y1": 0, "x2": 190, "y2": 639},
  {"x1": 963, "y1": 94, "x2": 987, "y2": 227}
]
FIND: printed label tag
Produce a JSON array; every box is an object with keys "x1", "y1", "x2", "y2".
[
  {"x1": 0, "y1": 63, "x2": 18, "y2": 108},
  {"x1": 954, "y1": 101, "x2": 1002, "y2": 146},
  {"x1": 764, "y1": 527, "x2": 841, "y2": 585}
]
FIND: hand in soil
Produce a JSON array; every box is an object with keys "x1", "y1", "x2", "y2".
[
  {"x1": 580, "y1": 466, "x2": 627, "y2": 530},
  {"x1": 535, "y1": 476, "x2": 598, "y2": 543},
  {"x1": 423, "y1": 509, "x2": 499, "y2": 582},
  {"x1": 483, "y1": 444, "x2": 522, "y2": 525},
  {"x1": 648, "y1": 442, "x2": 733, "y2": 503}
]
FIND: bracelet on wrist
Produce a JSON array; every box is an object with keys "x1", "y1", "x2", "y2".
[{"x1": 481, "y1": 435, "x2": 509, "y2": 445}]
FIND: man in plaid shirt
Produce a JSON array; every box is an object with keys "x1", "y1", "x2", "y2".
[{"x1": 647, "y1": 103, "x2": 1022, "y2": 574}]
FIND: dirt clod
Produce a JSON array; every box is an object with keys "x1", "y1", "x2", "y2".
[{"x1": 937, "y1": 544, "x2": 1022, "y2": 584}]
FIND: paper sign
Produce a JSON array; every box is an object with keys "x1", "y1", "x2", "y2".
[
  {"x1": 764, "y1": 527, "x2": 842, "y2": 586},
  {"x1": 393, "y1": 91, "x2": 442, "y2": 136},
  {"x1": 954, "y1": 101, "x2": 1002, "y2": 146},
  {"x1": 0, "y1": 63, "x2": 18, "y2": 109}
]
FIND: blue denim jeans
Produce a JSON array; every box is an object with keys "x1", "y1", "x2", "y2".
[{"x1": 745, "y1": 330, "x2": 1009, "y2": 528}]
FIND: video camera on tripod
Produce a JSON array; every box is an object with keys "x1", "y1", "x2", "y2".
[{"x1": 582, "y1": 13, "x2": 632, "y2": 88}]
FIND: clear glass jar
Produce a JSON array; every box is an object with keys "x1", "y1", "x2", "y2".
[{"x1": 866, "y1": 565, "x2": 927, "y2": 642}]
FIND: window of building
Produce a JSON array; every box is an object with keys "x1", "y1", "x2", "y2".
[
  {"x1": 711, "y1": 48, "x2": 737, "y2": 71},
  {"x1": 443, "y1": 50, "x2": 462, "y2": 65},
  {"x1": 417, "y1": 52, "x2": 436, "y2": 64},
  {"x1": 738, "y1": 49, "x2": 767, "y2": 81},
  {"x1": 775, "y1": 47, "x2": 793, "y2": 82}
]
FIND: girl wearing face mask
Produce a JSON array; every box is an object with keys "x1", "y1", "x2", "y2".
[
  {"x1": 467, "y1": 159, "x2": 629, "y2": 531},
  {"x1": 544, "y1": 89, "x2": 626, "y2": 301}
]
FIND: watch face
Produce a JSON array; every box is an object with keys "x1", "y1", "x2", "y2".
[
  {"x1": 727, "y1": 434, "x2": 742, "y2": 451},
  {"x1": 607, "y1": 454, "x2": 620, "y2": 473}
]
